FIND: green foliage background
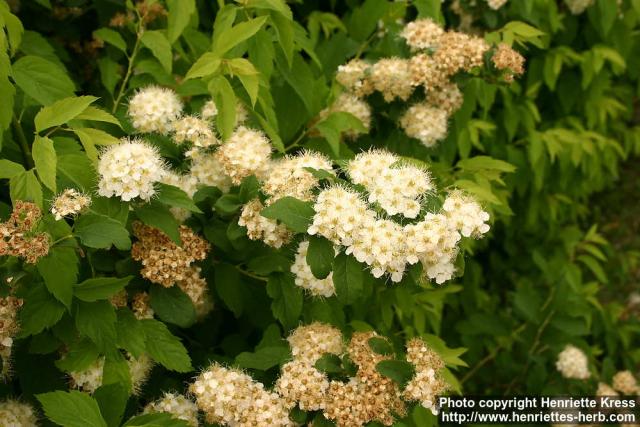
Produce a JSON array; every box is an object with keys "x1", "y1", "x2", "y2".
[{"x1": 0, "y1": 0, "x2": 639, "y2": 425}]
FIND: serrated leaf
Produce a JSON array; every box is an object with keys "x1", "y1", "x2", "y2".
[
  {"x1": 55, "y1": 339, "x2": 100, "y2": 372},
  {"x1": 135, "y1": 203, "x2": 181, "y2": 245},
  {"x1": 368, "y1": 337, "x2": 394, "y2": 356},
  {"x1": 116, "y1": 309, "x2": 146, "y2": 358},
  {"x1": 94, "y1": 383, "x2": 129, "y2": 427},
  {"x1": 185, "y1": 53, "x2": 221, "y2": 80},
  {"x1": 260, "y1": 196, "x2": 314, "y2": 233},
  {"x1": 75, "y1": 276, "x2": 132, "y2": 302},
  {"x1": 75, "y1": 214, "x2": 131, "y2": 250},
  {"x1": 34, "y1": 96, "x2": 97, "y2": 132},
  {"x1": 12, "y1": 55, "x2": 75, "y2": 105},
  {"x1": 57, "y1": 153, "x2": 96, "y2": 191},
  {"x1": 0, "y1": 159, "x2": 25, "y2": 179},
  {"x1": 19, "y1": 283, "x2": 66, "y2": 336},
  {"x1": 375, "y1": 360, "x2": 415, "y2": 387},
  {"x1": 212, "y1": 16, "x2": 268, "y2": 57},
  {"x1": 10, "y1": 170, "x2": 43, "y2": 208},
  {"x1": 93, "y1": 28, "x2": 127, "y2": 52},
  {"x1": 32, "y1": 136, "x2": 57, "y2": 191},
  {"x1": 306, "y1": 236, "x2": 335, "y2": 280},
  {"x1": 75, "y1": 300, "x2": 117, "y2": 353},
  {"x1": 266, "y1": 273, "x2": 302, "y2": 329},
  {"x1": 214, "y1": 263, "x2": 245, "y2": 317},
  {"x1": 141, "y1": 319, "x2": 193, "y2": 372},
  {"x1": 37, "y1": 246, "x2": 78, "y2": 309},
  {"x1": 167, "y1": 0, "x2": 196, "y2": 43},
  {"x1": 235, "y1": 346, "x2": 290, "y2": 370},
  {"x1": 149, "y1": 285, "x2": 196, "y2": 328},
  {"x1": 332, "y1": 253, "x2": 363, "y2": 305},
  {"x1": 141, "y1": 30, "x2": 172, "y2": 74},
  {"x1": 156, "y1": 183, "x2": 202, "y2": 213},
  {"x1": 37, "y1": 390, "x2": 107, "y2": 427}
]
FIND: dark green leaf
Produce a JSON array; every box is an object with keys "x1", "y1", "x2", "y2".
[
  {"x1": 75, "y1": 300, "x2": 117, "y2": 353},
  {"x1": 75, "y1": 214, "x2": 131, "y2": 250},
  {"x1": 135, "y1": 203, "x2": 181, "y2": 245},
  {"x1": 74, "y1": 276, "x2": 132, "y2": 302},
  {"x1": 141, "y1": 319, "x2": 193, "y2": 372},
  {"x1": 149, "y1": 284, "x2": 196, "y2": 328},
  {"x1": 156, "y1": 183, "x2": 202, "y2": 213},
  {"x1": 116, "y1": 309, "x2": 146, "y2": 358},
  {"x1": 37, "y1": 390, "x2": 107, "y2": 427},
  {"x1": 214, "y1": 263, "x2": 245, "y2": 317},
  {"x1": 260, "y1": 196, "x2": 314, "y2": 233},
  {"x1": 375, "y1": 360, "x2": 416, "y2": 387},
  {"x1": 332, "y1": 253, "x2": 363, "y2": 305},
  {"x1": 266, "y1": 273, "x2": 302, "y2": 329},
  {"x1": 235, "y1": 346, "x2": 291, "y2": 370},
  {"x1": 37, "y1": 246, "x2": 78, "y2": 309},
  {"x1": 306, "y1": 236, "x2": 334, "y2": 280}
]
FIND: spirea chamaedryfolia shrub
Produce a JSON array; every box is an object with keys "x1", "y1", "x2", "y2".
[{"x1": 0, "y1": 0, "x2": 638, "y2": 426}]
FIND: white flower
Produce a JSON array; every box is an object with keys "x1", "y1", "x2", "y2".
[
  {"x1": 400, "y1": 18, "x2": 444, "y2": 51},
  {"x1": 97, "y1": 138, "x2": 166, "y2": 201},
  {"x1": 128, "y1": 86, "x2": 183, "y2": 134},
  {"x1": 172, "y1": 115, "x2": 218, "y2": 148},
  {"x1": 486, "y1": 0, "x2": 508, "y2": 9},
  {"x1": 370, "y1": 58, "x2": 414, "y2": 102},
  {"x1": 556, "y1": 345, "x2": 590, "y2": 380},
  {"x1": 215, "y1": 126, "x2": 272, "y2": 185},
  {"x1": 262, "y1": 151, "x2": 333, "y2": 201},
  {"x1": 442, "y1": 191, "x2": 491, "y2": 238},
  {"x1": 188, "y1": 150, "x2": 232, "y2": 193},
  {"x1": 287, "y1": 322, "x2": 344, "y2": 364},
  {"x1": 50, "y1": 188, "x2": 91, "y2": 220},
  {"x1": 336, "y1": 59, "x2": 373, "y2": 97},
  {"x1": 0, "y1": 400, "x2": 38, "y2": 427},
  {"x1": 144, "y1": 393, "x2": 199, "y2": 427},
  {"x1": 201, "y1": 99, "x2": 218, "y2": 120},
  {"x1": 399, "y1": 103, "x2": 449, "y2": 147},
  {"x1": 291, "y1": 241, "x2": 336, "y2": 297},
  {"x1": 239, "y1": 199, "x2": 292, "y2": 248}
]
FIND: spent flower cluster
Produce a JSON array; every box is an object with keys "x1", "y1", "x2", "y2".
[{"x1": 0, "y1": 201, "x2": 49, "y2": 264}]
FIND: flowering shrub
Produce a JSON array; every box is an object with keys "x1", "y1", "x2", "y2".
[{"x1": 0, "y1": 0, "x2": 638, "y2": 426}]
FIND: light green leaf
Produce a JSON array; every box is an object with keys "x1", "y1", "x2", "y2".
[
  {"x1": 57, "y1": 153, "x2": 96, "y2": 191},
  {"x1": 37, "y1": 390, "x2": 107, "y2": 427},
  {"x1": 75, "y1": 106, "x2": 122, "y2": 128},
  {"x1": 10, "y1": 170, "x2": 43, "y2": 208},
  {"x1": 456, "y1": 156, "x2": 517, "y2": 173},
  {"x1": 0, "y1": 159, "x2": 25, "y2": 179},
  {"x1": 141, "y1": 30, "x2": 172, "y2": 74},
  {"x1": 260, "y1": 196, "x2": 314, "y2": 233},
  {"x1": 212, "y1": 16, "x2": 268, "y2": 57},
  {"x1": 34, "y1": 96, "x2": 98, "y2": 132},
  {"x1": 208, "y1": 75, "x2": 236, "y2": 140},
  {"x1": 32, "y1": 136, "x2": 57, "y2": 191},
  {"x1": 167, "y1": 0, "x2": 196, "y2": 43},
  {"x1": 227, "y1": 58, "x2": 260, "y2": 106},
  {"x1": 72, "y1": 128, "x2": 119, "y2": 163},
  {"x1": 270, "y1": 11, "x2": 294, "y2": 65},
  {"x1": 156, "y1": 183, "x2": 202, "y2": 213},
  {"x1": 12, "y1": 55, "x2": 75, "y2": 106},
  {"x1": 185, "y1": 52, "x2": 221, "y2": 80},
  {"x1": 314, "y1": 111, "x2": 366, "y2": 157},
  {"x1": 93, "y1": 28, "x2": 127, "y2": 53}
]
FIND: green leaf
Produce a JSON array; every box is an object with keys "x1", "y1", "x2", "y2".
[
  {"x1": 266, "y1": 273, "x2": 303, "y2": 329},
  {"x1": 226, "y1": 58, "x2": 260, "y2": 106},
  {"x1": 235, "y1": 346, "x2": 291, "y2": 370},
  {"x1": 75, "y1": 106, "x2": 122, "y2": 128},
  {"x1": 57, "y1": 153, "x2": 96, "y2": 191},
  {"x1": 456, "y1": 156, "x2": 517, "y2": 173},
  {"x1": 0, "y1": 159, "x2": 25, "y2": 179},
  {"x1": 214, "y1": 193, "x2": 242, "y2": 215},
  {"x1": 375, "y1": 360, "x2": 416, "y2": 387},
  {"x1": 12, "y1": 55, "x2": 75, "y2": 105},
  {"x1": 35, "y1": 96, "x2": 98, "y2": 133},
  {"x1": 306, "y1": 236, "x2": 334, "y2": 280},
  {"x1": 314, "y1": 111, "x2": 366, "y2": 157},
  {"x1": 37, "y1": 390, "x2": 107, "y2": 427},
  {"x1": 37, "y1": 246, "x2": 78, "y2": 309},
  {"x1": 75, "y1": 276, "x2": 133, "y2": 302},
  {"x1": 368, "y1": 337, "x2": 394, "y2": 356},
  {"x1": 94, "y1": 383, "x2": 129, "y2": 427},
  {"x1": 135, "y1": 203, "x2": 181, "y2": 245},
  {"x1": 260, "y1": 196, "x2": 314, "y2": 233},
  {"x1": 73, "y1": 128, "x2": 120, "y2": 146},
  {"x1": 185, "y1": 52, "x2": 221, "y2": 80},
  {"x1": 74, "y1": 214, "x2": 131, "y2": 250},
  {"x1": 212, "y1": 16, "x2": 268, "y2": 57},
  {"x1": 75, "y1": 300, "x2": 117, "y2": 353},
  {"x1": 238, "y1": 175, "x2": 261, "y2": 203},
  {"x1": 141, "y1": 30, "x2": 172, "y2": 74},
  {"x1": 10, "y1": 170, "x2": 43, "y2": 208},
  {"x1": 116, "y1": 309, "x2": 146, "y2": 358},
  {"x1": 208, "y1": 75, "x2": 236, "y2": 140},
  {"x1": 270, "y1": 11, "x2": 294, "y2": 65},
  {"x1": 149, "y1": 284, "x2": 196, "y2": 328},
  {"x1": 141, "y1": 319, "x2": 193, "y2": 372},
  {"x1": 332, "y1": 253, "x2": 363, "y2": 305},
  {"x1": 32, "y1": 136, "x2": 57, "y2": 191},
  {"x1": 19, "y1": 283, "x2": 66, "y2": 336},
  {"x1": 214, "y1": 263, "x2": 245, "y2": 317},
  {"x1": 167, "y1": 0, "x2": 196, "y2": 43},
  {"x1": 55, "y1": 339, "x2": 100, "y2": 372},
  {"x1": 93, "y1": 28, "x2": 127, "y2": 52},
  {"x1": 314, "y1": 353, "x2": 343, "y2": 374},
  {"x1": 156, "y1": 183, "x2": 202, "y2": 213}
]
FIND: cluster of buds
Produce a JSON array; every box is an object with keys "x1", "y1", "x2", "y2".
[
  {"x1": 334, "y1": 18, "x2": 524, "y2": 147},
  {"x1": 0, "y1": 201, "x2": 49, "y2": 264}
]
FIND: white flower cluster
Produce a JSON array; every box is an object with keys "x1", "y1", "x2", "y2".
[
  {"x1": 347, "y1": 150, "x2": 432, "y2": 218},
  {"x1": 564, "y1": 0, "x2": 594, "y2": 14},
  {"x1": 287, "y1": 322, "x2": 344, "y2": 363},
  {"x1": 143, "y1": 392, "x2": 199, "y2": 427},
  {"x1": 403, "y1": 338, "x2": 449, "y2": 415},
  {"x1": 98, "y1": 138, "x2": 166, "y2": 201},
  {"x1": 69, "y1": 354, "x2": 153, "y2": 394},
  {"x1": 334, "y1": 18, "x2": 522, "y2": 149},
  {"x1": 486, "y1": 0, "x2": 508, "y2": 9},
  {"x1": 188, "y1": 150, "x2": 232, "y2": 193},
  {"x1": 172, "y1": 116, "x2": 218, "y2": 149},
  {"x1": 51, "y1": 188, "x2": 91, "y2": 220},
  {"x1": 262, "y1": 151, "x2": 334, "y2": 202},
  {"x1": 612, "y1": 370, "x2": 639, "y2": 395},
  {"x1": 128, "y1": 86, "x2": 183, "y2": 134},
  {"x1": 0, "y1": 400, "x2": 38, "y2": 427},
  {"x1": 556, "y1": 345, "x2": 591, "y2": 380},
  {"x1": 238, "y1": 199, "x2": 292, "y2": 249},
  {"x1": 189, "y1": 364, "x2": 293, "y2": 426},
  {"x1": 215, "y1": 126, "x2": 272, "y2": 185},
  {"x1": 291, "y1": 241, "x2": 336, "y2": 297},
  {"x1": 309, "y1": 149, "x2": 490, "y2": 283}
]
